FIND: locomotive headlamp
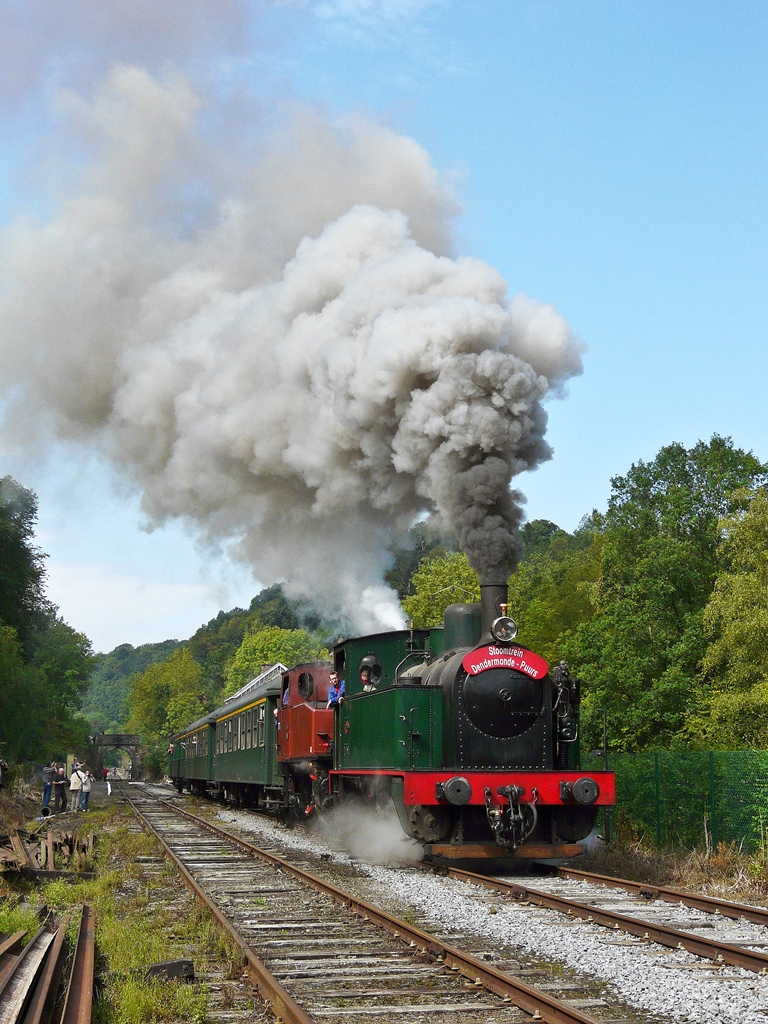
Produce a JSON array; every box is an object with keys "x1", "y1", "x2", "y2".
[{"x1": 490, "y1": 616, "x2": 518, "y2": 643}]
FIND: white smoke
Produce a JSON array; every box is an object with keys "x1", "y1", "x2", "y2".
[
  {"x1": 316, "y1": 799, "x2": 424, "y2": 864},
  {"x1": 0, "y1": 63, "x2": 583, "y2": 630}
]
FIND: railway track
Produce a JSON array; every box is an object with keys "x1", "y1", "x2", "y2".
[
  {"x1": 557, "y1": 865, "x2": 768, "y2": 928},
  {"x1": 119, "y1": 785, "x2": 645, "y2": 1024},
  {"x1": 423, "y1": 861, "x2": 768, "y2": 975}
]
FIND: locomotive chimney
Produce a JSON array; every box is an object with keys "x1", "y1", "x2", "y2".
[{"x1": 480, "y1": 583, "x2": 509, "y2": 643}]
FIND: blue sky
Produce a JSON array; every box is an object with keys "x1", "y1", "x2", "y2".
[{"x1": 2, "y1": 0, "x2": 767, "y2": 650}]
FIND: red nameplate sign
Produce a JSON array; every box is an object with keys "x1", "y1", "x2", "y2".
[{"x1": 462, "y1": 645, "x2": 549, "y2": 680}]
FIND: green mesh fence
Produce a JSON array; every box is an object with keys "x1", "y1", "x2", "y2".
[{"x1": 582, "y1": 751, "x2": 768, "y2": 852}]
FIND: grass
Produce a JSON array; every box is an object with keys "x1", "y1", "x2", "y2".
[
  {"x1": 0, "y1": 902, "x2": 41, "y2": 943},
  {"x1": 0, "y1": 803, "x2": 223, "y2": 1024},
  {"x1": 93, "y1": 977, "x2": 208, "y2": 1024}
]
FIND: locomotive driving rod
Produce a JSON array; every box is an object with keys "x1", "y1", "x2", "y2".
[{"x1": 122, "y1": 788, "x2": 604, "y2": 1024}]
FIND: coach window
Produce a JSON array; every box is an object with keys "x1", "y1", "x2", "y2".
[
  {"x1": 227, "y1": 720, "x2": 232, "y2": 752},
  {"x1": 298, "y1": 672, "x2": 314, "y2": 700},
  {"x1": 257, "y1": 705, "x2": 265, "y2": 747}
]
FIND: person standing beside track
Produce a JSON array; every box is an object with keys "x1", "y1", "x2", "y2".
[
  {"x1": 41, "y1": 761, "x2": 55, "y2": 809},
  {"x1": 53, "y1": 766, "x2": 68, "y2": 812},
  {"x1": 69, "y1": 764, "x2": 86, "y2": 811},
  {"x1": 80, "y1": 770, "x2": 93, "y2": 811}
]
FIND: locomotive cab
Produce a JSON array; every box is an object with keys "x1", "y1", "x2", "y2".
[{"x1": 276, "y1": 661, "x2": 335, "y2": 819}]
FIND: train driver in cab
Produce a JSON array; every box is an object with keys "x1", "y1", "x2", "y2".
[
  {"x1": 326, "y1": 671, "x2": 345, "y2": 708},
  {"x1": 361, "y1": 666, "x2": 376, "y2": 692}
]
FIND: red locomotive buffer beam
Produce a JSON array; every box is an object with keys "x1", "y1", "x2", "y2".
[
  {"x1": 330, "y1": 769, "x2": 615, "y2": 807},
  {"x1": 331, "y1": 768, "x2": 615, "y2": 859}
]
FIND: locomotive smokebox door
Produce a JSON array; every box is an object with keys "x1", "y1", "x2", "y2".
[{"x1": 463, "y1": 668, "x2": 542, "y2": 738}]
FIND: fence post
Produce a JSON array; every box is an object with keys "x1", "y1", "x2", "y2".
[
  {"x1": 654, "y1": 752, "x2": 661, "y2": 848},
  {"x1": 709, "y1": 751, "x2": 717, "y2": 851},
  {"x1": 601, "y1": 708, "x2": 611, "y2": 843}
]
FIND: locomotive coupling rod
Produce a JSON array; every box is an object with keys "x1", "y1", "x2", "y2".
[
  {"x1": 431, "y1": 863, "x2": 768, "y2": 976},
  {"x1": 559, "y1": 866, "x2": 768, "y2": 930},
  {"x1": 158, "y1": 798, "x2": 603, "y2": 1024},
  {"x1": 126, "y1": 798, "x2": 313, "y2": 1024}
]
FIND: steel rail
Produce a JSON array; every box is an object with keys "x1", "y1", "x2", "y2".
[
  {"x1": 0, "y1": 924, "x2": 48, "y2": 1001},
  {"x1": 22, "y1": 915, "x2": 70, "y2": 1024},
  {"x1": 421, "y1": 862, "x2": 768, "y2": 975},
  {"x1": 60, "y1": 905, "x2": 94, "y2": 1024},
  {"x1": 125, "y1": 796, "x2": 314, "y2": 1024},
  {"x1": 120, "y1": 791, "x2": 606, "y2": 1024},
  {"x1": 558, "y1": 866, "x2": 768, "y2": 928}
]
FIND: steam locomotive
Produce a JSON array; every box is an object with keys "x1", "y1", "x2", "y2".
[{"x1": 169, "y1": 583, "x2": 615, "y2": 861}]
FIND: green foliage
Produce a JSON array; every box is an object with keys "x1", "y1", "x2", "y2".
[
  {"x1": 165, "y1": 691, "x2": 207, "y2": 734},
  {"x1": 0, "y1": 474, "x2": 96, "y2": 763},
  {"x1": 187, "y1": 584, "x2": 326, "y2": 704},
  {"x1": 696, "y1": 488, "x2": 768, "y2": 746},
  {"x1": 565, "y1": 436, "x2": 768, "y2": 752},
  {"x1": 508, "y1": 521, "x2": 603, "y2": 664},
  {"x1": 224, "y1": 626, "x2": 329, "y2": 696},
  {"x1": 127, "y1": 647, "x2": 203, "y2": 738},
  {"x1": 0, "y1": 476, "x2": 47, "y2": 652},
  {"x1": 82, "y1": 640, "x2": 180, "y2": 732},
  {"x1": 402, "y1": 551, "x2": 480, "y2": 627}
]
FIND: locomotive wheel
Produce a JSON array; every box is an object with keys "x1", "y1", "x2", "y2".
[{"x1": 408, "y1": 804, "x2": 451, "y2": 843}]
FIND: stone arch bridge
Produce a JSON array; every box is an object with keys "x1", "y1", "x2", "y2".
[{"x1": 89, "y1": 734, "x2": 141, "y2": 780}]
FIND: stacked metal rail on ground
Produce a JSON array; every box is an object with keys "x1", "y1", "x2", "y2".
[{"x1": 0, "y1": 904, "x2": 93, "y2": 1024}]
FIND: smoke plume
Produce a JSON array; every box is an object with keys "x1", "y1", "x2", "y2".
[{"x1": 0, "y1": 58, "x2": 582, "y2": 630}]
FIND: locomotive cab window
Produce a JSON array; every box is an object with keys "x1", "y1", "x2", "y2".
[
  {"x1": 358, "y1": 654, "x2": 383, "y2": 687},
  {"x1": 334, "y1": 650, "x2": 345, "y2": 678},
  {"x1": 298, "y1": 671, "x2": 314, "y2": 699}
]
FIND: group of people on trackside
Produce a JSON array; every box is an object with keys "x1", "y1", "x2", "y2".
[
  {"x1": 41, "y1": 759, "x2": 95, "y2": 814},
  {"x1": 325, "y1": 665, "x2": 377, "y2": 709}
]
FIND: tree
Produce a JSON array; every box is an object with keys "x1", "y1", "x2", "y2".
[
  {"x1": 564, "y1": 437, "x2": 768, "y2": 752},
  {"x1": 127, "y1": 647, "x2": 203, "y2": 739},
  {"x1": 0, "y1": 476, "x2": 95, "y2": 763},
  {"x1": 402, "y1": 552, "x2": 480, "y2": 628},
  {"x1": 694, "y1": 488, "x2": 768, "y2": 746},
  {"x1": 81, "y1": 639, "x2": 180, "y2": 732},
  {"x1": 0, "y1": 476, "x2": 47, "y2": 652},
  {"x1": 225, "y1": 627, "x2": 329, "y2": 697},
  {"x1": 0, "y1": 626, "x2": 47, "y2": 761},
  {"x1": 126, "y1": 646, "x2": 207, "y2": 778},
  {"x1": 507, "y1": 521, "x2": 603, "y2": 665}
]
